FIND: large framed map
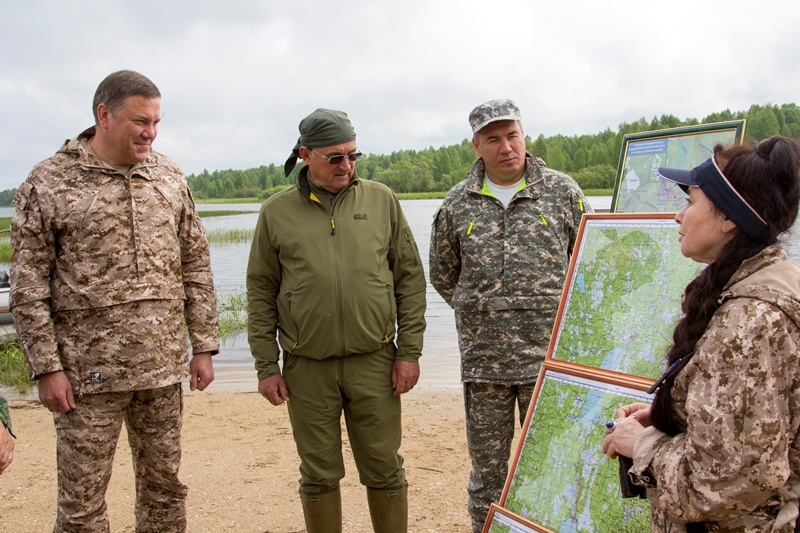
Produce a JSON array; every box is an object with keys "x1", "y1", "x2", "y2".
[
  {"x1": 611, "y1": 120, "x2": 746, "y2": 213},
  {"x1": 483, "y1": 504, "x2": 539, "y2": 533},
  {"x1": 500, "y1": 367, "x2": 654, "y2": 532},
  {"x1": 546, "y1": 213, "x2": 702, "y2": 381}
]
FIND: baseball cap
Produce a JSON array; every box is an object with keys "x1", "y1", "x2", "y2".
[{"x1": 469, "y1": 99, "x2": 521, "y2": 134}]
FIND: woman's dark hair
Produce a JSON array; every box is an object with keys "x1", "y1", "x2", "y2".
[{"x1": 651, "y1": 136, "x2": 800, "y2": 435}]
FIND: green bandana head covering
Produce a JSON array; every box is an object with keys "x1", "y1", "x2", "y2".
[{"x1": 284, "y1": 108, "x2": 357, "y2": 176}]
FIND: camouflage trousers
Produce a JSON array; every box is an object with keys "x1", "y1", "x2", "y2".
[
  {"x1": 464, "y1": 381, "x2": 536, "y2": 533},
  {"x1": 52, "y1": 383, "x2": 186, "y2": 533}
]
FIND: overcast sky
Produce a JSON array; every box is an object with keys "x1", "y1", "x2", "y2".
[{"x1": 1, "y1": 0, "x2": 797, "y2": 192}]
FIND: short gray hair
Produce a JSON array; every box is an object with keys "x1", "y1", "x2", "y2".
[{"x1": 92, "y1": 70, "x2": 161, "y2": 123}]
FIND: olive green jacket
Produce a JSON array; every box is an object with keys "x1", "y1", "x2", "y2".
[
  {"x1": 0, "y1": 395, "x2": 12, "y2": 437},
  {"x1": 246, "y1": 169, "x2": 426, "y2": 379}
]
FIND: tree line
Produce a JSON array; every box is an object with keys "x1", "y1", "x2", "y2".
[
  {"x1": 183, "y1": 102, "x2": 799, "y2": 199},
  {"x1": 1, "y1": 103, "x2": 798, "y2": 204}
]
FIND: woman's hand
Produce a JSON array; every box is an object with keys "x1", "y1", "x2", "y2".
[{"x1": 602, "y1": 416, "x2": 646, "y2": 459}]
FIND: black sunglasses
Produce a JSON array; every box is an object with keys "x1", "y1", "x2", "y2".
[{"x1": 311, "y1": 149, "x2": 363, "y2": 165}]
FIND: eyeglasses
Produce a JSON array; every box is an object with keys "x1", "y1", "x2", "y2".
[{"x1": 311, "y1": 149, "x2": 363, "y2": 165}]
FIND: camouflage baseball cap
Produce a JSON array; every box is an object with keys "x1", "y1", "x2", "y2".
[{"x1": 469, "y1": 99, "x2": 521, "y2": 134}]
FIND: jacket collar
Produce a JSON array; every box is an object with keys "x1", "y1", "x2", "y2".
[
  {"x1": 296, "y1": 165, "x2": 359, "y2": 200},
  {"x1": 58, "y1": 126, "x2": 160, "y2": 179},
  {"x1": 464, "y1": 152, "x2": 546, "y2": 201}
]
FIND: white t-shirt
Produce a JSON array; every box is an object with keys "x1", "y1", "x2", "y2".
[{"x1": 484, "y1": 175, "x2": 525, "y2": 208}]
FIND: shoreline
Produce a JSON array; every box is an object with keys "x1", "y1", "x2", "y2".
[{"x1": 0, "y1": 389, "x2": 481, "y2": 532}]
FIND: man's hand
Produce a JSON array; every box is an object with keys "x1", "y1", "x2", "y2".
[
  {"x1": 38, "y1": 370, "x2": 76, "y2": 413},
  {"x1": 391, "y1": 360, "x2": 420, "y2": 397},
  {"x1": 190, "y1": 352, "x2": 215, "y2": 391},
  {"x1": 258, "y1": 375, "x2": 289, "y2": 406}
]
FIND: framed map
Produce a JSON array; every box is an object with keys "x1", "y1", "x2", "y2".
[
  {"x1": 483, "y1": 504, "x2": 539, "y2": 533},
  {"x1": 547, "y1": 213, "x2": 702, "y2": 381},
  {"x1": 611, "y1": 120, "x2": 746, "y2": 213},
  {"x1": 500, "y1": 368, "x2": 654, "y2": 533}
]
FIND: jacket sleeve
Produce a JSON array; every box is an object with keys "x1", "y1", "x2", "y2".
[
  {"x1": 388, "y1": 195, "x2": 427, "y2": 362},
  {"x1": 179, "y1": 187, "x2": 219, "y2": 356},
  {"x1": 9, "y1": 181, "x2": 63, "y2": 379},
  {"x1": 246, "y1": 205, "x2": 282, "y2": 378},
  {"x1": 429, "y1": 200, "x2": 461, "y2": 307},
  {"x1": 0, "y1": 395, "x2": 13, "y2": 437},
  {"x1": 632, "y1": 298, "x2": 799, "y2": 524}
]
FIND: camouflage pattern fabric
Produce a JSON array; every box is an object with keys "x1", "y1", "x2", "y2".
[
  {"x1": 464, "y1": 382, "x2": 535, "y2": 533},
  {"x1": 10, "y1": 128, "x2": 219, "y2": 390},
  {"x1": 468, "y1": 98, "x2": 522, "y2": 134},
  {"x1": 430, "y1": 152, "x2": 591, "y2": 384},
  {"x1": 629, "y1": 246, "x2": 800, "y2": 532},
  {"x1": 54, "y1": 384, "x2": 186, "y2": 532},
  {"x1": 431, "y1": 152, "x2": 590, "y2": 533},
  {"x1": 9, "y1": 128, "x2": 218, "y2": 532}
]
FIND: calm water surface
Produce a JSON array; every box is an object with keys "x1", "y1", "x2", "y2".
[{"x1": 3, "y1": 197, "x2": 799, "y2": 394}]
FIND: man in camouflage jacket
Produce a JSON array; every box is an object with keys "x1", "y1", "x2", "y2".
[
  {"x1": 10, "y1": 70, "x2": 219, "y2": 532},
  {"x1": 429, "y1": 99, "x2": 591, "y2": 532}
]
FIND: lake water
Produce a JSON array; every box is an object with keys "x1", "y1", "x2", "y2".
[{"x1": 2, "y1": 196, "x2": 799, "y2": 395}]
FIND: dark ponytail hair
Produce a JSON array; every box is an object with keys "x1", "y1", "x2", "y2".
[{"x1": 651, "y1": 136, "x2": 800, "y2": 435}]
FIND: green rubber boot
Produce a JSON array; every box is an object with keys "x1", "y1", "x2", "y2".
[
  {"x1": 366, "y1": 485, "x2": 408, "y2": 533},
  {"x1": 299, "y1": 489, "x2": 342, "y2": 533}
]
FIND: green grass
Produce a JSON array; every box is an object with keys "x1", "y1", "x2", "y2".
[
  {"x1": 196, "y1": 198, "x2": 262, "y2": 204},
  {"x1": 396, "y1": 192, "x2": 446, "y2": 200},
  {"x1": 206, "y1": 228, "x2": 255, "y2": 244},
  {"x1": 0, "y1": 341, "x2": 32, "y2": 394},
  {"x1": 0, "y1": 221, "x2": 9, "y2": 263},
  {"x1": 582, "y1": 188, "x2": 614, "y2": 197},
  {"x1": 218, "y1": 290, "x2": 248, "y2": 341},
  {"x1": 198, "y1": 210, "x2": 258, "y2": 218}
]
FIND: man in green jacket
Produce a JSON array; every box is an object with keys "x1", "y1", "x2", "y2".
[{"x1": 246, "y1": 108, "x2": 427, "y2": 533}]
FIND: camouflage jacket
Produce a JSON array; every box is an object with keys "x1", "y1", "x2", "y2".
[
  {"x1": 429, "y1": 153, "x2": 591, "y2": 383},
  {"x1": 630, "y1": 246, "x2": 800, "y2": 532},
  {"x1": 10, "y1": 128, "x2": 219, "y2": 394},
  {"x1": 247, "y1": 168, "x2": 426, "y2": 380}
]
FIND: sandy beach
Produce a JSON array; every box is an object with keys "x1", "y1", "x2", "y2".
[{"x1": 0, "y1": 387, "x2": 509, "y2": 532}]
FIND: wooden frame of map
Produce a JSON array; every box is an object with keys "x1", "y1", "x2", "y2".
[
  {"x1": 499, "y1": 366, "x2": 654, "y2": 532},
  {"x1": 610, "y1": 119, "x2": 746, "y2": 213},
  {"x1": 545, "y1": 212, "x2": 703, "y2": 383},
  {"x1": 482, "y1": 503, "x2": 540, "y2": 533}
]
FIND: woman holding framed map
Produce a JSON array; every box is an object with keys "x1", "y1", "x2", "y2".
[{"x1": 602, "y1": 136, "x2": 800, "y2": 532}]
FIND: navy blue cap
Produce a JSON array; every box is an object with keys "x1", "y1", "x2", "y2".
[{"x1": 657, "y1": 157, "x2": 772, "y2": 242}]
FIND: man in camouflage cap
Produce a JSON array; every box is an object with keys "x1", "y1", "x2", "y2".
[
  {"x1": 430, "y1": 98, "x2": 591, "y2": 532},
  {"x1": 247, "y1": 108, "x2": 427, "y2": 532},
  {"x1": 10, "y1": 70, "x2": 219, "y2": 531}
]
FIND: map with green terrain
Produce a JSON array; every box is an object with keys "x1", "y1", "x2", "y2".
[
  {"x1": 613, "y1": 130, "x2": 738, "y2": 213},
  {"x1": 551, "y1": 218, "x2": 702, "y2": 380},
  {"x1": 504, "y1": 370, "x2": 653, "y2": 532},
  {"x1": 486, "y1": 506, "x2": 537, "y2": 532}
]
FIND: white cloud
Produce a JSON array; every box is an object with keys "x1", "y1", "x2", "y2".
[{"x1": 1, "y1": 0, "x2": 797, "y2": 190}]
